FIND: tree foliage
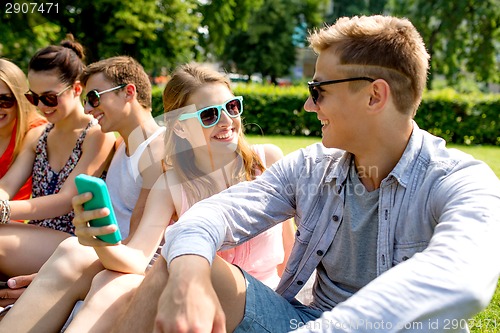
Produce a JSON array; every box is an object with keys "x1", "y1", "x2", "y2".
[
  {"x1": 220, "y1": 0, "x2": 327, "y2": 83},
  {"x1": 1, "y1": 0, "x2": 498, "y2": 91},
  {"x1": 199, "y1": 0, "x2": 258, "y2": 57},
  {"x1": 326, "y1": 0, "x2": 387, "y2": 22},
  {"x1": 390, "y1": 0, "x2": 500, "y2": 89},
  {"x1": 0, "y1": 0, "x2": 200, "y2": 72}
]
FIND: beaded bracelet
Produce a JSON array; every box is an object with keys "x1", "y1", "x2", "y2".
[{"x1": 0, "y1": 199, "x2": 10, "y2": 224}]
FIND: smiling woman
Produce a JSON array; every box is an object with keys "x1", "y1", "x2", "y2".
[{"x1": 0, "y1": 58, "x2": 46, "y2": 203}]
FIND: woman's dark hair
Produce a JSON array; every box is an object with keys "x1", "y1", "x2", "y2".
[{"x1": 28, "y1": 34, "x2": 85, "y2": 84}]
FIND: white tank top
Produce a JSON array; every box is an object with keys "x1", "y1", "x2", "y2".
[{"x1": 106, "y1": 127, "x2": 166, "y2": 238}]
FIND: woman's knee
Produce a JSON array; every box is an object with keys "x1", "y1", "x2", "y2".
[{"x1": 45, "y1": 238, "x2": 100, "y2": 282}]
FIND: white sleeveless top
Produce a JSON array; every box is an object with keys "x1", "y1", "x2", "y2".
[{"x1": 106, "y1": 127, "x2": 166, "y2": 239}]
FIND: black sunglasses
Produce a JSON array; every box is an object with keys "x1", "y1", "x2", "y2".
[
  {"x1": 24, "y1": 85, "x2": 72, "y2": 107},
  {"x1": 308, "y1": 77, "x2": 375, "y2": 104},
  {"x1": 0, "y1": 94, "x2": 16, "y2": 109},
  {"x1": 84, "y1": 84, "x2": 126, "y2": 108}
]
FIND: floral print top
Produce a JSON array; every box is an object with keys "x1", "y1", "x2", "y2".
[{"x1": 29, "y1": 119, "x2": 96, "y2": 234}]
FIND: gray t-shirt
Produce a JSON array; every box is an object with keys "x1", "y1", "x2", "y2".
[{"x1": 312, "y1": 162, "x2": 379, "y2": 311}]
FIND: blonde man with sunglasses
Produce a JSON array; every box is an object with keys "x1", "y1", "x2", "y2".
[{"x1": 111, "y1": 15, "x2": 499, "y2": 333}]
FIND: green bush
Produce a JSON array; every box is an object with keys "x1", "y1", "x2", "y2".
[
  {"x1": 152, "y1": 85, "x2": 500, "y2": 146},
  {"x1": 416, "y1": 89, "x2": 500, "y2": 145}
]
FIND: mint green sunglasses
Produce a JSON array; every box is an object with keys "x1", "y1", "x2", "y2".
[{"x1": 178, "y1": 96, "x2": 243, "y2": 128}]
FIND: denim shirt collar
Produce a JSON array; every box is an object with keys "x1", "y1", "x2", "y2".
[
  {"x1": 325, "y1": 121, "x2": 423, "y2": 190},
  {"x1": 326, "y1": 149, "x2": 352, "y2": 192},
  {"x1": 387, "y1": 121, "x2": 423, "y2": 188}
]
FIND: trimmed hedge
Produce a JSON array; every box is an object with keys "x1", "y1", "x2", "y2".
[{"x1": 152, "y1": 85, "x2": 500, "y2": 146}]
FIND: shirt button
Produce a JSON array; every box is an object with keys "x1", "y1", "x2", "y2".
[
  {"x1": 317, "y1": 250, "x2": 324, "y2": 256},
  {"x1": 296, "y1": 230, "x2": 300, "y2": 237},
  {"x1": 332, "y1": 215, "x2": 339, "y2": 222},
  {"x1": 402, "y1": 256, "x2": 409, "y2": 261},
  {"x1": 297, "y1": 280, "x2": 304, "y2": 286}
]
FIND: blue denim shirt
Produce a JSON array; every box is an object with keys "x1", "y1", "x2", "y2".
[{"x1": 163, "y1": 123, "x2": 500, "y2": 332}]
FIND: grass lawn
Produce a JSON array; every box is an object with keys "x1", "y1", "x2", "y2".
[{"x1": 247, "y1": 134, "x2": 500, "y2": 332}]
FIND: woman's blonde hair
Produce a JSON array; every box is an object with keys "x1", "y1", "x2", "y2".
[
  {"x1": 162, "y1": 63, "x2": 264, "y2": 205},
  {"x1": 0, "y1": 58, "x2": 43, "y2": 165}
]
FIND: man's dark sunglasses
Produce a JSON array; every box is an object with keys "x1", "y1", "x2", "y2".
[
  {"x1": 307, "y1": 77, "x2": 375, "y2": 104},
  {"x1": 84, "y1": 84, "x2": 126, "y2": 108},
  {"x1": 0, "y1": 94, "x2": 16, "y2": 109},
  {"x1": 24, "y1": 85, "x2": 72, "y2": 107}
]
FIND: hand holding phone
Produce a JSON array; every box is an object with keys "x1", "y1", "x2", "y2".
[{"x1": 75, "y1": 174, "x2": 122, "y2": 244}]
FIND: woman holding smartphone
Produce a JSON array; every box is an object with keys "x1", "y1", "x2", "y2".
[
  {"x1": 0, "y1": 36, "x2": 114, "y2": 303},
  {"x1": 0, "y1": 63, "x2": 295, "y2": 332}
]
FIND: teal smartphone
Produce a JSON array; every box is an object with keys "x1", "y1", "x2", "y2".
[{"x1": 74, "y1": 174, "x2": 122, "y2": 244}]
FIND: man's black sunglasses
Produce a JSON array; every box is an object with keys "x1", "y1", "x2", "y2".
[
  {"x1": 308, "y1": 77, "x2": 375, "y2": 104},
  {"x1": 84, "y1": 84, "x2": 126, "y2": 108}
]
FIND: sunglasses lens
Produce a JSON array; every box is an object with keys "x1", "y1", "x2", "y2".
[
  {"x1": 225, "y1": 99, "x2": 242, "y2": 116},
  {"x1": 40, "y1": 95, "x2": 59, "y2": 107},
  {"x1": 25, "y1": 93, "x2": 38, "y2": 106},
  {"x1": 200, "y1": 107, "x2": 219, "y2": 127},
  {"x1": 85, "y1": 91, "x2": 100, "y2": 108},
  {"x1": 0, "y1": 96, "x2": 16, "y2": 108},
  {"x1": 309, "y1": 86, "x2": 319, "y2": 104}
]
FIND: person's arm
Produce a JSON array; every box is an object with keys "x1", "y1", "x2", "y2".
[
  {"x1": 8, "y1": 127, "x2": 115, "y2": 221},
  {"x1": 73, "y1": 172, "x2": 174, "y2": 274},
  {"x1": 261, "y1": 143, "x2": 296, "y2": 276},
  {"x1": 293, "y1": 163, "x2": 500, "y2": 333},
  {"x1": 162, "y1": 149, "x2": 302, "y2": 268},
  {"x1": 154, "y1": 255, "x2": 226, "y2": 333},
  {"x1": 0, "y1": 125, "x2": 44, "y2": 200}
]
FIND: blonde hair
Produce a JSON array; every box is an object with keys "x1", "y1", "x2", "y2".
[
  {"x1": 0, "y1": 58, "x2": 43, "y2": 165},
  {"x1": 162, "y1": 63, "x2": 264, "y2": 205},
  {"x1": 308, "y1": 15, "x2": 429, "y2": 116}
]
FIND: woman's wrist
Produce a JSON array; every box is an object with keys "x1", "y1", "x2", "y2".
[{"x1": 0, "y1": 199, "x2": 11, "y2": 224}]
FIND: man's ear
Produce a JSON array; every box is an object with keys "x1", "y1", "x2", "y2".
[
  {"x1": 124, "y1": 83, "x2": 137, "y2": 101},
  {"x1": 368, "y1": 79, "x2": 390, "y2": 112}
]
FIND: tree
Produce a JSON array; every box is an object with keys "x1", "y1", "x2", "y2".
[
  {"x1": 390, "y1": 0, "x2": 500, "y2": 89},
  {"x1": 136, "y1": 0, "x2": 201, "y2": 72},
  {"x1": 199, "y1": 0, "x2": 259, "y2": 58},
  {"x1": 221, "y1": 0, "x2": 327, "y2": 83},
  {"x1": 0, "y1": 3, "x2": 61, "y2": 71},
  {"x1": 0, "y1": 0, "x2": 200, "y2": 72},
  {"x1": 326, "y1": 0, "x2": 387, "y2": 23}
]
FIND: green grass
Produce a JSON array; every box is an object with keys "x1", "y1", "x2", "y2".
[
  {"x1": 247, "y1": 135, "x2": 500, "y2": 332},
  {"x1": 448, "y1": 144, "x2": 500, "y2": 177},
  {"x1": 247, "y1": 135, "x2": 321, "y2": 155}
]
